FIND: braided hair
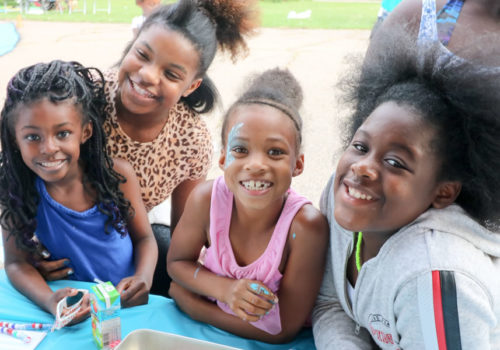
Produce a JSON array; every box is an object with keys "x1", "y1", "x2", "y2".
[
  {"x1": 0, "y1": 60, "x2": 133, "y2": 251},
  {"x1": 121, "y1": 0, "x2": 259, "y2": 114}
]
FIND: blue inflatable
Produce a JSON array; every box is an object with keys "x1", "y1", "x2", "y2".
[{"x1": 0, "y1": 22, "x2": 20, "y2": 56}]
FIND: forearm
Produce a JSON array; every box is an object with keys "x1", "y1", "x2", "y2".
[
  {"x1": 132, "y1": 235, "x2": 158, "y2": 286},
  {"x1": 170, "y1": 283, "x2": 291, "y2": 343},
  {"x1": 5, "y1": 261, "x2": 55, "y2": 315},
  {"x1": 168, "y1": 260, "x2": 232, "y2": 301}
]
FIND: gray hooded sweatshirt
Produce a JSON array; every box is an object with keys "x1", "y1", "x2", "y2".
[{"x1": 312, "y1": 174, "x2": 500, "y2": 349}]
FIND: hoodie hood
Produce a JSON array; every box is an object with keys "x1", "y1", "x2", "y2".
[{"x1": 407, "y1": 204, "x2": 500, "y2": 258}]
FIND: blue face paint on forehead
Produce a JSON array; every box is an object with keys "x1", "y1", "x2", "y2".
[{"x1": 225, "y1": 122, "x2": 243, "y2": 169}]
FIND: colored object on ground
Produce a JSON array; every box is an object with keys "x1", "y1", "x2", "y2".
[{"x1": 0, "y1": 22, "x2": 20, "y2": 56}]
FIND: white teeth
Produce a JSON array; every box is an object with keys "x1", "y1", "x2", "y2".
[
  {"x1": 130, "y1": 79, "x2": 156, "y2": 98},
  {"x1": 242, "y1": 180, "x2": 271, "y2": 191},
  {"x1": 348, "y1": 186, "x2": 373, "y2": 201},
  {"x1": 41, "y1": 160, "x2": 64, "y2": 167}
]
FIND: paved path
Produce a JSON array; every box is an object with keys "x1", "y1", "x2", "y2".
[{"x1": 0, "y1": 20, "x2": 370, "y2": 207}]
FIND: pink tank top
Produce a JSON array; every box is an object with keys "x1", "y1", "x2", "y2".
[{"x1": 203, "y1": 176, "x2": 311, "y2": 334}]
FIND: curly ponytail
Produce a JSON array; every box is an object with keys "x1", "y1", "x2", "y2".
[{"x1": 125, "y1": 0, "x2": 259, "y2": 114}]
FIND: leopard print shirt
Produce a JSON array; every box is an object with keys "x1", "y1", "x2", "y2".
[{"x1": 102, "y1": 71, "x2": 213, "y2": 212}]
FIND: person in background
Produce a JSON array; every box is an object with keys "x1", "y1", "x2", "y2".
[
  {"x1": 370, "y1": 0, "x2": 403, "y2": 37},
  {"x1": 131, "y1": 0, "x2": 161, "y2": 36},
  {"x1": 368, "y1": 0, "x2": 500, "y2": 66}
]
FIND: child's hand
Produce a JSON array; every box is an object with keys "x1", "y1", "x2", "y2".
[
  {"x1": 34, "y1": 257, "x2": 73, "y2": 281},
  {"x1": 49, "y1": 288, "x2": 90, "y2": 326},
  {"x1": 223, "y1": 279, "x2": 278, "y2": 323},
  {"x1": 116, "y1": 275, "x2": 150, "y2": 307},
  {"x1": 31, "y1": 242, "x2": 73, "y2": 281}
]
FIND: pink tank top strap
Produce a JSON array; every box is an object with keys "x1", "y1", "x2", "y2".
[{"x1": 266, "y1": 188, "x2": 311, "y2": 274}]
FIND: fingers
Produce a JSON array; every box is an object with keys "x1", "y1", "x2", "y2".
[
  {"x1": 68, "y1": 305, "x2": 90, "y2": 326},
  {"x1": 54, "y1": 287, "x2": 77, "y2": 300},
  {"x1": 115, "y1": 279, "x2": 130, "y2": 295},
  {"x1": 118, "y1": 278, "x2": 149, "y2": 307},
  {"x1": 234, "y1": 306, "x2": 261, "y2": 323},
  {"x1": 247, "y1": 282, "x2": 278, "y2": 304},
  {"x1": 230, "y1": 281, "x2": 279, "y2": 322},
  {"x1": 35, "y1": 259, "x2": 73, "y2": 281}
]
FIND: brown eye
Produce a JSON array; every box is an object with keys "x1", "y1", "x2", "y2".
[
  {"x1": 352, "y1": 142, "x2": 368, "y2": 153},
  {"x1": 25, "y1": 134, "x2": 40, "y2": 141},
  {"x1": 231, "y1": 146, "x2": 247, "y2": 154},
  {"x1": 136, "y1": 49, "x2": 148, "y2": 60},
  {"x1": 268, "y1": 149, "x2": 284, "y2": 156},
  {"x1": 386, "y1": 158, "x2": 406, "y2": 169},
  {"x1": 57, "y1": 131, "x2": 71, "y2": 139}
]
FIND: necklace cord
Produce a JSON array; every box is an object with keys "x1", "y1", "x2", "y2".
[{"x1": 355, "y1": 231, "x2": 363, "y2": 272}]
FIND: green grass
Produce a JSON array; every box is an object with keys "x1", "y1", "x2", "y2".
[
  {"x1": 260, "y1": 1, "x2": 378, "y2": 29},
  {"x1": 0, "y1": 0, "x2": 142, "y2": 23},
  {"x1": 0, "y1": 0, "x2": 378, "y2": 29}
]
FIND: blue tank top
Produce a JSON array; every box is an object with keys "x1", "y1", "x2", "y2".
[{"x1": 35, "y1": 177, "x2": 135, "y2": 285}]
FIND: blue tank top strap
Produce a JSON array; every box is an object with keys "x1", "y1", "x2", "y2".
[{"x1": 436, "y1": 0, "x2": 465, "y2": 46}]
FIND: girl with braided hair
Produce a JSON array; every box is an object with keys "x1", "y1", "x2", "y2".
[
  {"x1": 0, "y1": 60, "x2": 157, "y2": 324},
  {"x1": 167, "y1": 68, "x2": 329, "y2": 343},
  {"x1": 36, "y1": 0, "x2": 260, "y2": 296}
]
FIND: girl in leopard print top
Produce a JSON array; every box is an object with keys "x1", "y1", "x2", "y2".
[{"x1": 103, "y1": 0, "x2": 260, "y2": 295}]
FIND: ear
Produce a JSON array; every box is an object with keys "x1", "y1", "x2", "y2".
[
  {"x1": 431, "y1": 181, "x2": 462, "y2": 209},
  {"x1": 182, "y1": 78, "x2": 203, "y2": 98},
  {"x1": 81, "y1": 122, "x2": 93, "y2": 144},
  {"x1": 292, "y1": 153, "x2": 305, "y2": 177},
  {"x1": 218, "y1": 148, "x2": 226, "y2": 171}
]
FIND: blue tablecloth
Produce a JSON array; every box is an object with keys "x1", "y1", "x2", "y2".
[{"x1": 0, "y1": 271, "x2": 315, "y2": 349}]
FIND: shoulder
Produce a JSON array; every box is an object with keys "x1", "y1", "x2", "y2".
[
  {"x1": 112, "y1": 157, "x2": 135, "y2": 179},
  {"x1": 380, "y1": 207, "x2": 500, "y2": 279},
  {"x1": 387, "y1": 0, "x2": 423, "y2": 23},
  {"x1": 188, "y1": 179, "x2": 214, "y2": 206},
  {"x1": 291, "y1": 203, "x2": 329, "y2": 241},
  {"x1": 374, "y1": 0, "x2": 423, "y2": 39}
]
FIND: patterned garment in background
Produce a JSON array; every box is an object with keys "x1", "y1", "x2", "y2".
[
  {"x1": 436, "y1": 0, "x2": 465, "y2": 47},
  {"x1": 102, "y1": 70, "x2": 213, "y2": 212}
]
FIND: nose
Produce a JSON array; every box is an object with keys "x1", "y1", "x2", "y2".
[
  {"x1": 351, "y1": 156, "x2": 378, "y2": 180},
  {"x1": 139, "y1": 63, "x2": 160, "y2": 86},
  {"x1": 244, "y1": 152, "x2": 267, "y2": 173},
  {"x1": 40, "y1": 137, "x2": 59, "y2": 155}
]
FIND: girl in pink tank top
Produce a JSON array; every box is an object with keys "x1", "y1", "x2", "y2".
[{"x1": 167, "y1": 68, "x2": 329, "y2": 343}]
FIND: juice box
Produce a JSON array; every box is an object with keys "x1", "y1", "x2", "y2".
[{"x1": 90, "y1": 281, "x2": 121, "y2": 349}]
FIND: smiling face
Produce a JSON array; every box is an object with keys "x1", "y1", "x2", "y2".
[
  {"x1": 13, "y1": 99, "x2": 92, "y2": 186},
  {"x1": 219, "y1": 104, "x2": 304, "y2": 211},
  {"x1": 117, "y1": 25, "x2": 202, "y2": 117},
  {"x1": 334, "y1": 101, "x2": 452, "y2": 236}
]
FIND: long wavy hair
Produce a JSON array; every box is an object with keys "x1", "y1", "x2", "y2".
[{"x1": 0, "y1": 60, "x2": 133, "y2": 251}]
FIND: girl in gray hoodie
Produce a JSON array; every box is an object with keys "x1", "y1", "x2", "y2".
[{"x1": 312, "y1": 32, "x2": 500, "y2": 349}]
